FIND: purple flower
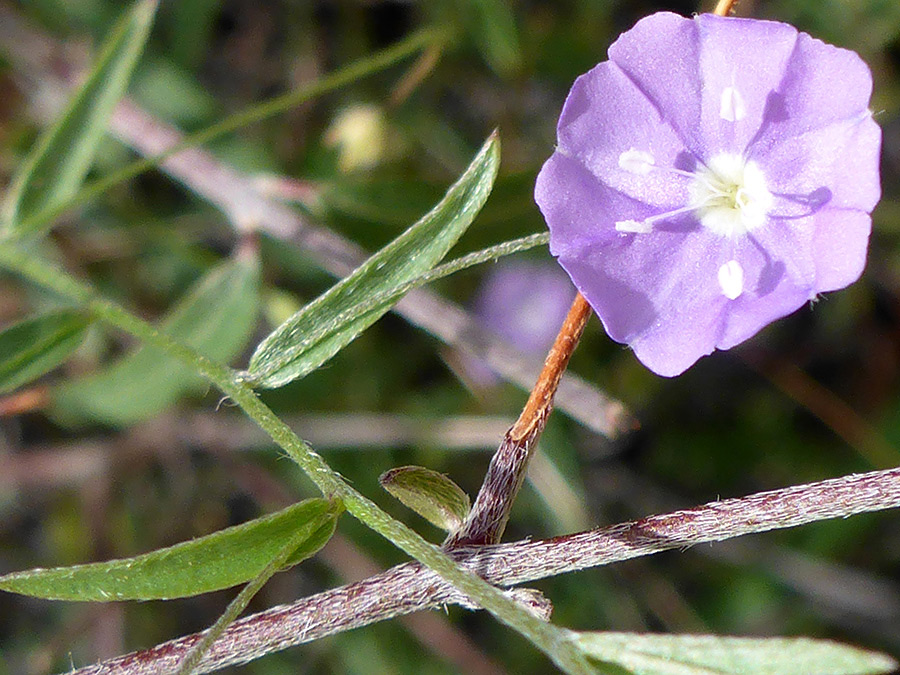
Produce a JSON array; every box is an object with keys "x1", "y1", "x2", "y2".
[
  {"x1": 457, "y1": 261, "x2": 575, "y2": 390},
  {"x1": 475, "y1": 260, "x2": 575, "y2": 354},
  {"x1": 535, "y1": 12, "x2": 881, "y2": 376}
]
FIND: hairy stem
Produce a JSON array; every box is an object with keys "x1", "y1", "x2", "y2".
[
  {"x1": 70, "y1": 466, "x2": 900, "y2": 674},
  {"x1": 445, "y1": 293, "x2": 592, "y2": 547}
]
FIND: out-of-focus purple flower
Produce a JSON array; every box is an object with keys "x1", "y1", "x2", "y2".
[
  {"x1": 457, "y1": 261, "x2": 575, "y2": 390},
  {"x1": 475, "y1": 260, "x2": 575, "y2": 354},
  {"x1": 535, "y1": 12, "x2": 881, "y2": 376}
]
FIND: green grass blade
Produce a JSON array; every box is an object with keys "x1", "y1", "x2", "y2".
[
  {"x1": 0, "y1": 497, "x2": 342, "y2": 601},
  {"x1": 0, "y1": 311, "x2": 91, "y2": 394},
  {"x1": 15, "y1": 26, "x2": 447, "y2": 233},
  {"x1": 2, "y1": 0, "x2": 158, "y2": 236},
  {"x1": 246, "y1": 131, "x2": 501, "y2": 388},
  {"x1": 573, "y1": 632, "x2": 899, "y2": 675},
  {"x1": 51, "y1": 255, "x2": 259, "y2": 426}
]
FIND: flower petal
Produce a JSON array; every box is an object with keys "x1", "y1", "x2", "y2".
[
  {"x1": 716, "y1": 234, "x2": 815, "y2": 348},
  {"x1": 811, "y1": 208, "x2": 872, "y2": 292},
  {"x1": 556, "y1": 61, "x2": 688, "y2": 207},
  {"x1": 754, "y1": 115, "x2": 881, "y2": 213},
  {"x1": 695, "y1": 15, "x2": 799, "y2": 153},
  {"x1": 562, "y1": 226, "x2": 730, "y2": 359},
  {"x1": 537, "y1": 153, "x2": 660, "y2": 259},
  {"x1": 752, "y1": 30, "x2": 874, "y2": 144},
  {"x1": 629, "y1": 279, "x2": 729, "y2": 377},
  {"x1": 607, "y1": 12, "x2": 702, "y2": 153},
  {"x1": 749, "y1": 217, "x2": 817, "y2": 291},
  {"x1": 718, "y1": 275, "x2": 810, "y2": 349}
]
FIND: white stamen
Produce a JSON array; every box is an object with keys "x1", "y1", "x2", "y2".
[
  {"x1": 718, "y1": 260, "x2": 744, "y2": 300},
  {"x1": 614, "y1": 203, "x2": 702, "y2": 235},
  {"x1": 618, "y1": 148, "x2": 655, "y2": 175},
  {"x1": 615, "y1": 219, "x2": 653, "y2": 234},
  {"x1": 720, "y1": 86, "x2": 746, "y2": 122}
]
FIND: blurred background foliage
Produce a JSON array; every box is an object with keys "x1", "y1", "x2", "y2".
[{"x1": 0, "y1": 0, "x2": 899, "y2": 673}]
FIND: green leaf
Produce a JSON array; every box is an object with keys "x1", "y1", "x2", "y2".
[
  {"x1": 572, "y1": 632, "x2": 898, "y2": 675},
  {"x1": 0, "y1": 497, "x2": 342, "y2": 601},
  {"x1": 173, "y1": 495, "x2": 333, "y2": 675},
  {"x1": 50, "y1": 255, "x2": 260, "y2": 426},
  {"x1": 467, "y1": 0, "x2": 522, "y2": 77},
  {"x1": 2, "y1": 0, "x2": 158, "y2": 236},
  {"x1": 380, "y1": 465, "x2": 471, "y2": 532},
  {"x1": 247, "y1": 131, "x2": 500, "y2": 388},
  {"x1": 0, "y1": 311, "x2": 90, "y2": 394}
]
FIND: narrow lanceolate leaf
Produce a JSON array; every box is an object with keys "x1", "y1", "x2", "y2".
[
  {"x1": 380, "y1": 465, "x2": 471, "y2": 532},
  {"x1": 468, "y1": 0, "x2": 522, "y2": 77},
  {"x1": 2, "y1": 0, "x2": 158, "y2": 235},
  {"x1": 0, "y1": 311, "x2": 90, "y2": 394},
  {"x1": 0, "y1": 498, "x2": 342, "y2": 601},
  {"x1": 51, "y1": 255, "x2": 259, "y2": 427},
  {"x1": 246, "y1": 131, "x2": 500, "y2": 389},
  {"x1": 572, "y1": 632, "x2": 898, "y2": 675}
]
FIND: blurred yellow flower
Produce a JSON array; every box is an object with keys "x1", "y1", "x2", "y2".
[{"x1": 324, "y1": 103, "x2": 388, "y2": 173}]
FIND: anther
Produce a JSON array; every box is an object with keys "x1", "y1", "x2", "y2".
[
  {"x1": 720, "y1": 86, "x2": 746, "y2": 122},
  {"x1": 718, "y1": 260, "x2": 744, "y2": 299},
  {"x1": 618, "y1": 149, "x2": 656, "y2": 175}
]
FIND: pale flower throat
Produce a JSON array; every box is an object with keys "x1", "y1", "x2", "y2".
[
  {"x1": 615, "y1": 147, "x2": 775, "y2": 301},
  {"x1": 688, "y1": 153, "x2": 773, "y2": 238},
  {"x1": 615, "y1": 150, "x2": 774, "y2": 238}
]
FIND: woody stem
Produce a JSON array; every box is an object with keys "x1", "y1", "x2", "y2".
[
  {"x1": 713, "y1": 0, "x2": 738, "y2": 16},
  {"x1": 444, "y1": 292, "x2": 592, "y2": 548}
]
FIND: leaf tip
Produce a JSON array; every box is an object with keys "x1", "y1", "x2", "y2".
[{"x1": 485, "y1": 128, "x2": 501, "y2": 157}]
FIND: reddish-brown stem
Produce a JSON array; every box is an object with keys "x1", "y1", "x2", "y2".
[
  {"x1": 70, "y1": 467, "x2": 900, "y2": 675},
  {"x1": 510, "y1": 293, "x2": 592, "y2": 442},
  {"x1": 445, "y1": 293, "x2": 592, "y2": 548},
  {"x1": 713, "y1": 0, "x2": 738, "y2": 16},
  {"x1": 0, "y1": 385, "x2": 49, "y2": 416}
]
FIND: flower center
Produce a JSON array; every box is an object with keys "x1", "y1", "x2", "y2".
[
  {"x1": 614, "y1": 148, "x2": 778, "y2": 301},
  {"x1": 688, "y1": 153, "x2": 773, "y2": 238}
]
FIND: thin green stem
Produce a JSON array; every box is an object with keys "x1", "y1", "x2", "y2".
[
  {"x1": 425, "y1": 232, "x2": 549, "y2": 282},
  {"x1": 0, "y1": 241, "x2": 592, "y2": 674},
  {"x1": 242, "y1": 232, "x2": 550, "y2": 385},
  {"x1": 17, "y1": 26, "x2": 450, "y2": 234}
]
